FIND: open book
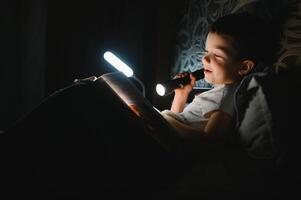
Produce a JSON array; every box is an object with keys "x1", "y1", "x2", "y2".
[{"x1": 96, "y1": 72, "x2": 177, "y2": 145}]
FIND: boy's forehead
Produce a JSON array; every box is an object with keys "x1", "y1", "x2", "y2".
[{"x1": 205, "y1": 32, "x2": 237, "y2": 55}]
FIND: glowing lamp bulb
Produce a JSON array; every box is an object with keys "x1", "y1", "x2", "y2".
[{"x1": 103, "y1": 51, "x2": 134, "y2": 77}]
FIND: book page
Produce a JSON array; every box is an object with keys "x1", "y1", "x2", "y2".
[{"x1": 98, "y1": 72, "x2": 173, "y2": 133}]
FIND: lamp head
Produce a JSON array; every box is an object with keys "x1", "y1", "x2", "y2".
[
  {"x1": 103, "y1": 51, "x2": 146, "y2": 97},
  {"x1": 103, "y1": 51, "x2": 133, "y2": 77}
]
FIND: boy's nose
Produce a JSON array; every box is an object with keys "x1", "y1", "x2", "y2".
[{"x1": 202, "y1": 54, "x2": 210, "y2": 64}]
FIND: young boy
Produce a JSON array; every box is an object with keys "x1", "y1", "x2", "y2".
[{"x1": 161, "y1": 12, "x2": 276, "y2": 138}]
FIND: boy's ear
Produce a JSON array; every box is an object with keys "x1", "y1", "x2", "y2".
[{"x1": 238, "y1": 60, "x2": 254, "y2": 75}]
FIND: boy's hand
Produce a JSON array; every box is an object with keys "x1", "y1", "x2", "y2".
[
  {"x1": 171, "y1": 73, "x2": 196, "y2": 113},
  {"x1": 174, "y1": 73, "x2": 196, "y2": 96}
]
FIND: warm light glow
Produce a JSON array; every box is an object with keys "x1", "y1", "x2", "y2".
[
  {"x1": 156, "y1": 84, "x2": 166, "y2": 96},
  {"x1": 103, "y1": 51, "x2": 134, "y2": 77}
]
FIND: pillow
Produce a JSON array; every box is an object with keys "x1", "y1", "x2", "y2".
[
  {"x1": 234, "y1": 67, "x2": 301, "y2": 164},
  {"x1": 235, "y1": 71, "x2": 277, "y2": 159}
]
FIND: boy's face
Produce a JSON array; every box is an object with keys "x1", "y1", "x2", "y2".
[{"x1": 202, "y1": 32, "x2": 243, "y2": 85}]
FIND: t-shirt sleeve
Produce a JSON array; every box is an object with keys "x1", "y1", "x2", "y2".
[{"x1": 219, "y1": 83, "x2": 238, "y2": 117}]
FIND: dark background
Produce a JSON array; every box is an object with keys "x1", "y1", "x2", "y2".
[{"x1": 1, "y1": 0, "x2": 186, "y2": 130}]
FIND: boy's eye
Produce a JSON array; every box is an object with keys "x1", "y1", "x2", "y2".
[{"x1": 214, "y1": 54, "x2": 222, "y2": 58}]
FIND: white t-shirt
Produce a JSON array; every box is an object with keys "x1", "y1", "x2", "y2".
[{"x1": 161, "y1": 83, "x2": 238, "y2": 129}]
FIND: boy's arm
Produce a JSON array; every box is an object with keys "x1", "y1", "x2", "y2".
[
  {"x1": 170, "y1": 74, "x2": 196, "y2": 113},
  {"x1": 170, "y1": 92, "x2": 189, "y2": 113},
  {"x1": 161, "y1": 110, "x2": 232, "y2": 137},
  {"x1": 204, "y1": 110, "x2": 232, "y2": 136}
]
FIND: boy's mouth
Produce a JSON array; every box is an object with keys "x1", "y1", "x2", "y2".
[{"x1": 204, "y1": 68, "x2": 212, "y2": 73}]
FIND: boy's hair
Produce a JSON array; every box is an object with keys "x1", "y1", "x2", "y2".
[{"x1": 209, "y1": 12, "x2": 278, "y2": 67}]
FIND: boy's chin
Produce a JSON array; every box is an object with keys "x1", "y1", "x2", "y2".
[{"x1": 204, "y1": 77, "x2": 213, "y2": 84}]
